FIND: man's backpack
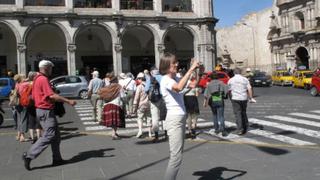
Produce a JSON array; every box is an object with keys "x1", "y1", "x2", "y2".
[
  {"x1": 148, "y1": 77, "x2": 162, "y2": 103},
  {"x1": 20, "y1": 83, "x2": 33, "y2": 107}
]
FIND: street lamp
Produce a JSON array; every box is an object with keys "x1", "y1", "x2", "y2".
[{"x1": 242, "y1": 23, "x2": 256, "y2": 70}]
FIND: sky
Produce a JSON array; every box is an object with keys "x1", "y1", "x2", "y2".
[{"x1": 214, "y1": 0, "x2": 273, "y2": 28}]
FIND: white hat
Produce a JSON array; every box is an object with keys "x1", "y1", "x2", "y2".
[
  {"x1": 246, "y1": 68, "x2": 251, "y2": 72},
  {"x1": 91, "y1": 71, "x2": 99, "y2": 76},
  {"x1": 39, "y1": 60, "x2": 54, "y2": 68},
  {"x1": 136, "y1": 72, "x2": 145, "y2": 79},
  {"x1": 119, "y1": 73, "x2": 127, "y2": 79}
]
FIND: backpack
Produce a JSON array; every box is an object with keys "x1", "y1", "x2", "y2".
[
  {"x1": 20, "y1": 83, "x2": 33, "y2": 107},
  {"x1": 148, "y1": 77, "x2": 162, "y2": 103}
]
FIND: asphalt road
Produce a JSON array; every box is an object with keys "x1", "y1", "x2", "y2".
[{"x1": 0, "y1": 85, "x2": 320, "y2": 180}]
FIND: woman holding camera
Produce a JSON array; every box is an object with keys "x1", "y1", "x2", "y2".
[{"x1": 159, "y1": 53, "x2": 199, "y2": 180}]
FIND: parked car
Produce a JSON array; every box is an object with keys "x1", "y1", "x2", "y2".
[
  {"x1": 272, "y1": 70, "x2": 293, "y2": 86},
  {"x1": 250, "y1": 72, "x2": 272, "y2": 87},
  {"x1": 310, "y1": 71, "x2": 320, "y2": 96},
  {"x1": 0, "y1": 77, "x2": 15, "y2": 98},
  {"x1": 50, "y1": 75, "x2": 89, "y2": 99},
  {"x1": 292, "y1": 70, "x2": 313, "y2": 89},
  {"x1": 198, "y1": 71, "x2": 230, "y2": 90}
]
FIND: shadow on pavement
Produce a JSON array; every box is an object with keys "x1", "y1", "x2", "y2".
[
  {"x1": 32, "y1": 148, "x2": 115, "y2": 170},
  {"x1": 193, "y1": 167, "x2": 247, "y2": 180},
  {"x1": 58, "y1": 121, "x2": 74, "y2": 126},
  {"x1": 61, "y1": 132, "x2": 87, "y2": 141},
  {"x1": 275, "y1": 130, "x2": 296, "y2": 135},
  {"x1": 255, "y1": 146, "x2": 289, "y2": 156},
  {"x1": 0, "y1": 125, "x2": 14, "y2": 129}
]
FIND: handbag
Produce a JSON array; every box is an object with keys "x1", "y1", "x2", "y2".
[
  {"x1": 54, "y1": 102, "x2": 65, "y2": 117},
  {"x1": 9, "y1": 89, "x2": 19, "y2": 107}
]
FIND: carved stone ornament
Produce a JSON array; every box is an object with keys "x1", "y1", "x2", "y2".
[
  {"x1": 206, "y1": 45, "x2": 214, "y2": 51},
  {"x1": 114, "y1": 44, "x2": 122, "y2": 52},
  {"x1": 17, "y1": 43, "x2": 26, "y2": 52},
  {"x1": 157, "y1": 44, "x2": 165, "y2": 53},
  {"x1": 68, "y1": 44, "x2": 77, "y2": 52}
]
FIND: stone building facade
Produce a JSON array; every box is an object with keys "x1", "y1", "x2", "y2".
[
  {"x1": 0, "y1": 0, "x2": 217, "y2": 77},
  {"x1": 216, "y1": 8, "x2": 273, "y2": 73},
  {"x1": 269, "y1": 0, "x2": 320, "y2": 71}
]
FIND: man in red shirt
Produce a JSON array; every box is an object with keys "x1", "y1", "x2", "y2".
[{"x1": 22, "y1": 60, "x2": 76, "y2": 171}]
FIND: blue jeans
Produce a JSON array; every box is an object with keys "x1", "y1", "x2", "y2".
[{"x1": 210, "y1": 103, "x2": 225, "y2": 132}]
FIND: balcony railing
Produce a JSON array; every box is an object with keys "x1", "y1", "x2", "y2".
[
  {"x1": 74, "y1": 0, "x2": 112, "y2": 8},
  {"x1": 0, "y1": 0, "x2": 15, "y2": 4},
  {"x1": 120, "y1": 0, "x2": 153, "y2": 10},
  {"x1": 163, "y1": 0, "x2": 192, "y2": 12},
  {"x1": 24, "y1": 0, "x2": 65, "y2": 6}
]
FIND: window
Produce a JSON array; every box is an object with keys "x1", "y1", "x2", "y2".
[
  {"x1": 53, "y1": 77, "x2": 66, "y2": 85},
  {"x1": 66, "y1": 77, "x2": 81, "y2": 84}
]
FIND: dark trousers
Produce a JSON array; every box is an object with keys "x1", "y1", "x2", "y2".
[
  {"x1": 27, "y1": 109, "x2": 62, "y2": 161},
  {"x1": 210, "y1": 104, "x2": 225, "y2": 131},
  {"x1": 231, "y1": 100, "x2": 248, "y2": 132}
]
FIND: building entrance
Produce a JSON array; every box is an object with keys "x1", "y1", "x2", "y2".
[
  {"x1": 81, "y1": 56, "x2": 113, "y2": 78},
  {"x1": 130, "y1": 56, "x2": 155, "y2": 76}
]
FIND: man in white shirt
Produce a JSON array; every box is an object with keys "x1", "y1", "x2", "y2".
[
  {"x1": 119, "y1": 72, "x2": 136, "y2": 117},
  {"x1": 88, "y1": 71, "x2": 104, "y2": 122},
  {"x1": 228, "y1": 68, "x2": 256, "y2": 135}
]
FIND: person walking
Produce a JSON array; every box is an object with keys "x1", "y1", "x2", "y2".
[
  {"x1": 228, "y1": 68, "x2": 256, "y2": 135},
  {"x1": 145, "y1": 67, "x2": 166, "y2": 142},
  {"x1": 22, "y1": 60, "x2": 76, "y2": 171},
  {"x1": 119, "y1": 72, "x2": 136, "y2": 118},
  {"x1": 99, "y1": 74, "x2": 125, "y2": 140},
  {"x1": 88, "y1": 71, "x2": 104, "y2": 122},
  {"x1": 159, "y1": 53, "x2": 199, "y2": 180},
  {"x1": 203, "y1": 71, "x2": 229, "y2": 137},
  {"x1": 133, "y1": 72, "x2": 150, "y2": 138},
  {"x1": 184, "y1": 71, "x2": 200, "y2": 139}
]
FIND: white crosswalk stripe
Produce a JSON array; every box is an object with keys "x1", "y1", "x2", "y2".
[
  {"x1": 266, "y1": 115, "x2": 320, "y2": 128},
  {"x1": 75, "y1": 100, "x2": 320, "y2": 146},
  {"x1": 249, "y1": 118, "x2": 320, "y2": 139},
  {"x1": 288, "y1": 113, "x2": 320, "y2": 120}
]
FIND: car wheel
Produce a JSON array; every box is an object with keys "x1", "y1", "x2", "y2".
[
  {"x1": 79, "y1": 90, "x2": 88, "y2": 99},
  {"x1": 310, "y1": 87, "x2": 318, "y2": 96}
]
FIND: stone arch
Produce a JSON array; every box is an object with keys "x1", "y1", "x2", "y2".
[
  {"x1": 72, "y1": 22, "x2": 117, "y2": 44},
  {"x1": 73, "y1": 23, "x2": 115, "y2": 76},
  {"x1": 120, "y1": 24, "x2": 156, "y2": 75},
  {"x1": 162, "y1": 25, "x2": 198, "y2": 69},
  {"x1": 295, "y1": 46, "x2": 309, "y2": 69},
  {"x1": 294, "y1": 11, "x2": 305, "y2": 30},
  {"x1": 120, "y1": 24, "x2": 160, "y2": 45},
  {"x1": 0, "y1": 20, "x2": 22, "y2": 43},
  {"x1": 23, "y1": 20, "x2": 71, "y2": 44}
]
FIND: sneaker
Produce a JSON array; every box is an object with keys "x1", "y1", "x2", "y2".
[
  {"x1": 52, "y1": 159, "x2": 68, "y2": 166},
  {"x1": 22, "y1": 152, "x2": 31, "y2": 171}
]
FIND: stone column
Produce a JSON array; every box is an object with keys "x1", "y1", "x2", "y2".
[
  {"x1": 17, "y1": 43, "x2": 27, "y2": 75},
  {"x1": 16, "y1": 0, "x2": 23, "y2": 9},
  {"x1": 154, "y1": 0, "x2": 162, "y2": 14},
  {"x1": 155, "y1": 44, "x2": 165, "y2": 69},
  {"x1": 67, "y1": 44, "x2": 76, "y2": 75},
  {"x1": 112, "y1": 0, "x2": 120, "y2": 12},
  {"x1": 65, "y1": 0, "x2": 74, "y2": 12},
  {"x1": 113, "y1": 44, "x2": 122, "y2": 75},
  {"x1": 198, "y1": 24, "x2": 215, "y2": 71}
]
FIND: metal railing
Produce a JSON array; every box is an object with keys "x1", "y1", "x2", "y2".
[
  {"x1": 163, "y1": 0, "x2": 192, "y2": 12},
  {"x1": 0, "y1": 0, "x2": 15, "y2": 4},
  {"x1": 24, "y1": 0, "x2": 65, "y2": 6},
  {"x1": 74, "y1": 0, "x2": 112, "y2": 8},
  {"x1": 120, "y1": 0, "x2": 153, "y2": 10}
]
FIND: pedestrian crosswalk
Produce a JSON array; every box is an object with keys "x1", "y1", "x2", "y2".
[{"x1": 75, "y1": 100, "x2": 320, "y2": 147}]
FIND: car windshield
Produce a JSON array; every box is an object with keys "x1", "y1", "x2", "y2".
[
  {"x1": 255, "y1": 72, "x2": 266, "y2": 77},
  {"x1": 304, "y1": 73, "x2": 313, "y2": 78},
  {"x1": 0, "y1": 79, "x2": 8, "y2": 87}
]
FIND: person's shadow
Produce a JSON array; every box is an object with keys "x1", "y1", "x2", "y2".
[
  {"x1": 193, "y1": 167, "x2": 247, "y2": 180},
  {"x1": 32, "y1": 148, "x2": 115, "y2": 170}
]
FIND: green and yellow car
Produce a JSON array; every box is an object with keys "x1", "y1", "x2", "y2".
[
  {"x1": 292, "y1": 70, "x2": 313, "y2": 89},
  {"x1": 272, "y1": 70, "x2": 293, "y2": 86}
]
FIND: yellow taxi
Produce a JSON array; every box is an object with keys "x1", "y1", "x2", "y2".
[
  {"x1": 292, "y1": 70, "x2": 313, "y2": 89},
  {"x1": 272, "y1": 70, "x2": 293, "y2": 86}
]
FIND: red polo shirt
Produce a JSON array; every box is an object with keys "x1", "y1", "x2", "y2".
[{"x1": 32, "y1": 73, "x2": 54, "y2": 110}]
